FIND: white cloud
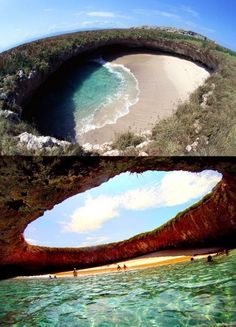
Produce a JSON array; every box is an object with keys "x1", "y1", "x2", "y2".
[
  {"x1": 64, "y1": 171, "x2": 221, "y2": 233},
  {"x1": 154, "y1": 171, "x2": 219, "y2": 206},
  {"x1": 43, "y1": 8, "x2": 55, "y2": 13},
  {"x1": 46, "y1": 20, "x2": 116, "y2": 34},
  {"x1": 87, "y1": 11, "x2": 115, "y2": 18},
  {"x1": 153, "y1": 10, "x2": 180, "y2": 20},
  {"x1": 134, "y1": 8, "x2": 180, "y2": 20},
  {"x1": 64, "y1": 195, "x2": 120, "y2": 233},
  {"x1": 86, "y1": 11, "x2": 131, "y2": 19},
  {"x1": 181, "y1": 6, "x2": 199, "y2": 18},
  {"x1": 79, "y1": 20, "x2": 110, "y2": 27}
]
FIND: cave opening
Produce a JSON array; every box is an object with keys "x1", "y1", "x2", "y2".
[
  {"x1": 24, "y1": 169, "x2": 222, "y2": 248},
  {"x1": 22, "y1": 44, "x2": 210, "y2": 145},
  {"x1": 22, "y1": 45, "x2": 149, "y2": 141}
]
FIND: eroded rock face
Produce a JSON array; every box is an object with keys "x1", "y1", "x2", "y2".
[
  {"x1": 4, "y1": 35, "x2": 218, "y2": 116},
  {"x1": 0, "y1": 29, "x2": 220, "y2": 153},
  {"x1": 0, "y1": 157, "x2": 235, "y2": 279},
  {"x1": 17, "y1": 132, "x2": 71, "y2": 151}
]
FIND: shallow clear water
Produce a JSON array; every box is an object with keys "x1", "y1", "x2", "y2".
[
  {"x1": 26, "y1": 58, "x2": 139, "y2": 141},
  {"x1": 74, "y1": 58, "x2": 139, "y2": 136},
  {"x1": 0, "y1": 250, "x2": 235, "y2": 327}
]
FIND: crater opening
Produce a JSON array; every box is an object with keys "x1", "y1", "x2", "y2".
[
  {"x1": 24, "y1": 170, "x2": 222, "y2": 248},
  {"x1": 22, "y1": 46, "x2": 210, "y2": 145}
]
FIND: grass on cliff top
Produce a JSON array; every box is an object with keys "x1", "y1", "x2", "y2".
[
  {"x1": 0, "y1": 116, "x2": 85, "y2": 155},
  {"x1": 0, "y1": 117, "x2": 34, "y2": 155},
  {"x1": 110, "y1": 41, "x2": 236, "y2": 156},
  {"x1": 112, "y1": 132, "x2": 145, "y2": 151},
  {"x1": 1, "y1": 28, "x2": 235, "y2": 78},
  {"x1": 123, "y1": 188, "x2": 215, "y2": 246},
  {"x1": 149, "y1": 53, "x2": 236, "y2": 156},
  {"x1": 1, "y1": 28, "x2": 235, "y2": 80},
  {"x1": 1, "y1": 28, "x2": 236, "y2": 155}
]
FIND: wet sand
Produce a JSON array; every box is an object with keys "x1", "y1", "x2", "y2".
[
  {"x1": 54, "y1": 247, "x2": 222, "y2": 278},
  {"x1": 78, "y1": 53, "x2": 210, "y2": 145}
]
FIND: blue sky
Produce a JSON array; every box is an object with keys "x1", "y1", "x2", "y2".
[
  {"x1": 24, "y1": 170, "x2": 222, "y2": 247},
  {"x1": 0, "y1": 0, "x2": 235, "y2": 52}
]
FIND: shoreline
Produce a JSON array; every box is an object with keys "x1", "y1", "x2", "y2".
[
  {"x1": 76, "y1": 58, "x2": 140, "y2": 136},
  {"x1": 77, "y1": 52, "x2": 210, "y2": 145},
  {"x1": 17, "y1": 247, "x2": 225, "y2": 279}
]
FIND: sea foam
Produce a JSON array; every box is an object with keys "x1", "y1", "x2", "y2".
[{"x1": 75, "y1": 57, "x2": 140, "y2": 136}]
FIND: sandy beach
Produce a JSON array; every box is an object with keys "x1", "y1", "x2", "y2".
[
  {"x1": 53, "y1": 247, "x2": 222, "y2": 278},
  {"x1": 78, "y1": 52, "x2": 210, "y2": 145}
]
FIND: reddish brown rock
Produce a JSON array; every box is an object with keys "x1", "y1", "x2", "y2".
[{"x1": 0, "y1": 157, "x2": 235, "y2": 279}]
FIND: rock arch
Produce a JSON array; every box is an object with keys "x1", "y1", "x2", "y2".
[{"x1": 0, "y1": 157, "x2": 235, "y2": 279}]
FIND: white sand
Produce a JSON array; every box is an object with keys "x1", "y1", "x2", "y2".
[
  {"x1": 54, "y1": 247, "x2": 222, "y2": 278},
  {"x1": 17, "y1": 247, "x2": 226, "y2": 279},
  {"x1": 78, "y1": 53, "x2": 210, "y2": 145}
]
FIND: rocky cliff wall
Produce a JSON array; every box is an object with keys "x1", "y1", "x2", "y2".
[
  {"x1": 5, "y1": 36, "x2": 218, "y2": 115},
  {"x1": 0, "y1": 157, "x2": 235, "y2": 279}
]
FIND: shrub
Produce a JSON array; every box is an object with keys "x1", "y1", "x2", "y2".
[{"x1": 113, "y1": 132, "x2": 144, "y2": 150}]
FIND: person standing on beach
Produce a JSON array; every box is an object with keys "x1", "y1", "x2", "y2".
[
  {"x1": 73, "y1": 268, "x2": 78, "y2": 277},
  {"x1": 207, "y1": 255, "x2": 213, "y2": 262}
]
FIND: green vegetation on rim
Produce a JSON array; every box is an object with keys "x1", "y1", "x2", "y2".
[
  {"x1": 123, "y1": 188, "x2": 216, "y2": 246},
  {"x1": 149, "y1": 54, "x2": 236, "y2": 156},
  {"x1": 0, "y1": 27, "x2": 236, "y2": 155},
  {"x1": 113, "y1": 131, "x2": 145, "y2": 151}
]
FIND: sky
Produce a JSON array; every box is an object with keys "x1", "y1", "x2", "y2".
[
  {"x1": 0, "y1": 0, "x2": 236, "y2": 52},
  {"x1": 24, "y1": 170, "x2": 222, "y2": 247}
]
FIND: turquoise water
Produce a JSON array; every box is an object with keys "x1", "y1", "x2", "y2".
[
  {"x1": 0, "y1": 250, "x2": 235, "y2": 327},
  {"x1": 74, "y1": 58, "x2": 139, "y2": 136},
  {"x1": 25, "y1": 58, "x2": 139, "y2": 141}
]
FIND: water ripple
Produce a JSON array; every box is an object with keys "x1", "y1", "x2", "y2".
[{"x1": 0, "y1": 250, "x2": 236, "y2": 326}]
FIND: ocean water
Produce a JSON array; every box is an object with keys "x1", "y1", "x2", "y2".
[
  {"x1": 0, "y1": 250, "x2": 235, "y2": 327},
  {"x1": 25, "y1": 57, "x2": 139, "y2": 141}
]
